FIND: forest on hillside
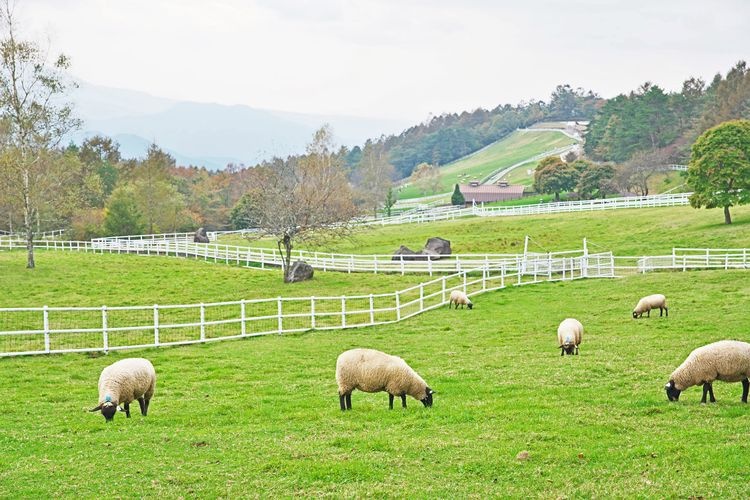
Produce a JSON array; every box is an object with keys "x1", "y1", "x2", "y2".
[{"x1": 1, "y1": 62, "x2": 748, "y2": 238}]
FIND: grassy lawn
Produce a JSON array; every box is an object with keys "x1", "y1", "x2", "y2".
[
  {"x1": 1, "y1": 268, "x2": 749, "y2": 496},
  {"x1": 0, "y1": 251, "x2": 426, "y2": 308},
  {"x1": 396, "y1": 131, "x2": 575, "y2": 200},
  {"x1": 219, "y1": 204, "x2": 750, "y2": 256}
]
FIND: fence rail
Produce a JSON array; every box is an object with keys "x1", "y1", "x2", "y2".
[{"x1": 0, "y1": 253, "x2": 616, "y2": 357}]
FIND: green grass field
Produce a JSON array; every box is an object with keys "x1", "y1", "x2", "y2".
[
  {"x1": 1, "y1": 267, "x2": 749, "y2": 496},
  {"x1": 396, "y1": 130, "x2": 576, "y2": 200},
  {"x1": 2, "y1": 204, "x2": 750, "y2": 496},
  {"x1": 219, "y1": 204, "x2": 750, "y2": 256}
]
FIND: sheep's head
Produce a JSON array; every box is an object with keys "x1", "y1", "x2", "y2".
[
  {"x1": 665, "y1": 380, "x2": 681, "y2": 401},
  {"x1": 632, "y1": 311, "x2": 639, "y2": 319},
  {"x1": 421, "y1": 388, "x2": 435, "y2": 407},
  {"x1": 561, "y1": 344, "x2": 576, "y2": 355},
  {"x1": 88, "y1": 401, "x2": 118, "y2": 421},
  {"x1": 467, "y1": 302, "x2": 473, "y2": 310}
]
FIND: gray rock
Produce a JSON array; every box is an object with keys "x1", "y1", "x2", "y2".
[
  {"x1": 194, "y1": 227, "x2": 210, "y2": 243},
  {"x1": 392, "y1": 245, "x2": 424, "y2": 261},
  {"x1": 424, "y1": 237, "x2": 451, "y2": 257},
  {"x1": 287, "y1": 260, "x2": 314, "y2": 282}
]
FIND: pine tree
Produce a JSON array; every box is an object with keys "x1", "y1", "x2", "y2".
[{"x1": 451, "y1": 184, "x2": 465, "y2": 206}]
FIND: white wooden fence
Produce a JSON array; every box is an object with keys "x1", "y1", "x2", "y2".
[
  {"x1": 0, "y1": 252, "x2": 616, "y2": 357},
  {"x1": 364, "y1": 193, "x2": 691, "y2": 226}
]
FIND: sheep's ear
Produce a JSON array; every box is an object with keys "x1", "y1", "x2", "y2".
[
  {"x1": 88, "y1": 404, "x2": 102, "y2": 412},
  {"x1": 427, "y1": 388, "x2": 436, "y2": 394}
]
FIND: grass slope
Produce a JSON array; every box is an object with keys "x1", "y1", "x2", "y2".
[
  {"x1": 220, "y1": 204, "x2": 750, "y2": 256},
  {"x1": 396, "y1": 130, "x2": 575, "y2": 200},
  {"x1": 1, "y1": 269, "x2": 749, "y2": 496},
  {"x1": 0, "y1": 252, "x2": 425, "y2": 308}
]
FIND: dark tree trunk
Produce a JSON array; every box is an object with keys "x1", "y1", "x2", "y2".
[
  {"x1": 278, "y1": 234, "x2": 293, "y2": 282},
  {"x1": 555, "y1": 192, "x2": 560, "y2": 202},
  {"x1": 23, "y1": 169, "x2": 35, "y2": 269},
  {"x1": 724, "y1": 206, "x2": 732, "y2": 225}
]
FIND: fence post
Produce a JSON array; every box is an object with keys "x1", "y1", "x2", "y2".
[
  {"x1": 419, "y1": 283, "x2": 424, "y2": 311},
  {"x1": 310, "y1": 297, "x2": 316, "y2": 329},
  {"x1": 482, "y1": 267, "x2": 486, "y2": 290},
  {"x1": 374, "y1": 255, "x2": 378, "y2": 274},
  {"x1": 200, "y1": 303, "x2": 206, "y2": 341},
  {"x1": 400, "y1": 255, "x2": 405, "y2": 276},
  {"x1": 369, "y1": 294, "x2": 375, "y2": 324},
  {"x1": 341, "y1": 296, "x2": 347, "y2": 327},
  {"x1": 277, "y1": 297, "x2": 283, "y2": 334},
  {"x1": 241, "y1": 299, "x2": 247, "y2": 336},
  {"x1": 43, "y1": 305, "x2": 50, "y2": 353},
  {"x1": 153, "y1": 305, "x2": 160, "y2": 346},
  {"x1": 441, "y1": 276, "x2": 446, "y2": 303},
  {"x1": 101, "y1": 305, "x2": 108, "y2": 352},
  {"x1": 463, "y1": 272, "x2": 467, "y2": 293},
  {"x1": 501, "y1": 264, "x2": 505, "y2": 288},
  {"x1": 395, "y1": 292, "x2": 401, "y2": 321}
]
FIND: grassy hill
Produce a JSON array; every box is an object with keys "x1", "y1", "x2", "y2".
[
  {"x1": 396, "y1": 130, "x2": 576, "y2": 200},
  {"x1": 219, "y1": 204, "x2": 750, "y2": 256},
  {"x1": 1, "y1": 257, "x2": 749, "y2": 496}
]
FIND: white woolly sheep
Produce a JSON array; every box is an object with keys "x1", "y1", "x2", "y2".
[
  {"x1": 665, "y1": 340, "x2": 750, "y2": 403},
  {"x1": 89, "y1": 358, "x2": 156, "y2": 421},
  {"x1": 448, "y1": 290, "x2": 473, "y2": 310},
  {"x1": 335, "y1": 348, "x2": 434, "y2": 410},
  {"x1": 632, "y1": 294, "x2": 668, "y2": 319},
  {"x1": 557, "y1": 318, "x2": 583, "y2": 356}
]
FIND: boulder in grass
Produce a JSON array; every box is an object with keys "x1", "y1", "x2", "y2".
[
  {"x1": 287, "y1": 260, "x2": 314, "y2": 282},
  {"x1": 392, "y1": 245, "x2": 422, "y2": 261},
  {"x1": 194, "y1": 227, "x2": 210, "y2": 243},
  {"x1": 424, "y1": 237, "x2": 451, "y2": 257}
]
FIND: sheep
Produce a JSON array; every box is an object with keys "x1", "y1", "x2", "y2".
[
  {"x1": 665, "y1": 340, "x2": 750, "y2": 404},
  {"x1": 89, "y1": 358, "x2": 156, "y2": 422},
  {"x1": 557, "y1": 318, "x2": 583, "y2": 356},
  {"x1": 448, "y1": 290, "x2": 473, "y2": 310},
  {"x1": 632, "y1": 294, "x2": 668, "y2": 319},
  {"x1": 335, "y1": 348, "x2": 434, "y2": 411}
]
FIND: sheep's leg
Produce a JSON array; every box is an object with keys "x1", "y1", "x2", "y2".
[
  {"x1": 701, "y1": 384, "x2": 709, "y2": 403},
  {"x1": 742, "y1": 378, "x2": 749, "y2": 403},
  {"x1": 138, "y1": 397, "x2": 146, "y2": 416},
  {"x1": 124, "y1": 402, "x2": 131, "y2": 418},
  {"x1": 560, "y1": 348, "x2": 564, "y2": 357},
  {"x1": 665, "y1": 307, "x2": 668, "y2": 317},
  {"x1": 401, "y1": 394, "x2": 407, "y2": 408},
  {"x1": 345, "y1": 393, "x2": 352, "y2": 410},
  {"x1": 575, "y1": 346, "x2": 579, "y2": 355},
  {"x1": 389, "y1": 394, "x2": 394, "y2": 410},
  {"x1": 647, "y1": 310, "x2": 650, "y2": 317},
  {"x1": 144, "y1": 398, "x2": 150, "y2": 416},
  {"x1": 708, "y1": 384, "x2": 716, "y2": 403},
  {"x1": 339, "y1": 394, "x2": 346, "y2": 411}
]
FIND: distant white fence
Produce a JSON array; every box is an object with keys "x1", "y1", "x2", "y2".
[
  {"x1": 0, "y1": 252, "x2": 616, "y2": 357},
  {"x1": 0, "y1": 229, "x2": 66, "y2": 240},
  {"x1": 2, "y1": 237, "x2": 597, "y2": 276},
  {"x1": 366, "y1": 193, "x2": 692, "y2": 225}
]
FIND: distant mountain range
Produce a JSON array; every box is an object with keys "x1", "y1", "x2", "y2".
[{"x1": 68, "y1": 81, "x2": 411, "y2": 170}]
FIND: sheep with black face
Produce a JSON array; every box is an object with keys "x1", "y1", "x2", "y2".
[
  {"x1": 557, "y1": 318, "x2": 583, "y2": 356},
  {"x1": 335, "y1": 348, "x2": 434, "y2": 411},
  {"x1": 665, "y1": 340, "x2": 750, "y2": 404},
  {"x1": 89, "y1": 358, "x2": 156, "y2": 422}
]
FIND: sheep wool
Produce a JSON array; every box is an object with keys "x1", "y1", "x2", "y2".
[
  {"x1": 449, "y1": 290, "x2": 473, "y2": 309},
  {"x1": 557, "y1": 318, "x2": 583, "y2": 356},
  {"x1": 632, "y1": 294, "x2": 668, "y2": 319},
  {"x1": 336, "y1": 348, "x2": 434, "y2": 411},
  {"x1": 665, "y1": 340, "x2": 750, "y2": 404},
  {"x1": 90, "y1": 358, "x2": 156, "y2": 421}
]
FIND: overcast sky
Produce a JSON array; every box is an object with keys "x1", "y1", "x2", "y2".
[{"x1": 19, "y1": 0, "x2": 750, "y2": 122}]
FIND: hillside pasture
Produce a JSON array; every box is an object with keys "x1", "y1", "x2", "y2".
[
  {"x1": 396, "y1": 130, "x2": 575, "y2": 200},
  {"x1": 1, "y1": 267, "x2": 749, "y2": 496}
]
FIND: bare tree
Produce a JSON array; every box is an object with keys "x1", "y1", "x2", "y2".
[
  {"x1": 243, "y1": 125, "x2": 361, "y2": 282},
  {"x1": 619, "y1": 149, "x2": 670, "y2": 196},
  {"x1": 0, "y1": 1, "x2": 80, "y2": 268}
]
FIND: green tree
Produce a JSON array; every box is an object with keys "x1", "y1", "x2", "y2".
[
  {"x1": 687, "y1": 119, "x2": 750, "y2": 224},
  {"x1": 229, "y1": 193, "x2": 259, "y2": 230},
  {"x1": 451, "y1": 183, "x2": 465, "y2": 205},
  {"x1": 533, "y1": 156, "x2": 578, "y2": 201},
  {"x1": 383, "y1": 186, "x2": 396, "y2": 217},
  {"x1": 0, "y1": 3, "x2": 80, "y2": 268},
  {"x1": 576, "y1": 163, "x2": 616, "y2": 199},
  {"x1": 104, "y1": 187, "x2": 146, "y2": 236}
]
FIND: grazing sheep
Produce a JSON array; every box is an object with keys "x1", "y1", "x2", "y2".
[
  {"x1": 632, "y1": 294, "x2": 668, "y2": 319},
  {"x1": 557, "y1": 318, "x2": 583, "y2": 356},
  {"x1": 448, "y1": 290, "x2": 473, "y2": 310},
  {"x1": 665, "y1": 340, "x2": 750, "y2": 403},
  {"x1": 89, "y1": 358, "x2": 156, "y2": 422},
  {"x1": 335, "y1": 348, "x2": 434, "y2": 411}
]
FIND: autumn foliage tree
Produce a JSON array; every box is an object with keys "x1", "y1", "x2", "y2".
[
  {"x1": 687, "y1": 119, "x2": 750, "y2": 224},
  {"x1": 533, "y1": 156, "x2": 579, "y2": 201},
  {"x1": 241, "y1": 126, "x2": 361, "y2": 282}
]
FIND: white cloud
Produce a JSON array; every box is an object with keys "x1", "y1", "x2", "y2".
[{"x1": 16, "y1": 0, "x2": 750, "y2": 121}]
